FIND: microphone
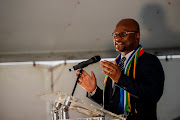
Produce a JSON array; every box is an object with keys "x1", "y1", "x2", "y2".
[{"x1": 69, "y1": 55, "x2": 101, "y2": 71}]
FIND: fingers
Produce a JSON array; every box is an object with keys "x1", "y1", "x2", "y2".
[
  {"x1": 76, "y1": 70, "x2": 90, "y2": 83},
  {"x1": 75, "y1": 70, "x2": 97, "y2": 93},
  {"x1": 101, "y1": 60, "x2": 114, "y2": 67},
  {"x1": 102, "y1": 70, "x2": 111, "y2": 76},
  {"x1": 91, "y1": 71, "x2": 95, "y2": 79},
  {"x1": 100, "y1": 60, "x2": 121, "y2": 83},
  {"x1": 100, "y1": 64, "x2": 112, "y2": 72},
  {"x1": 100, "y1": 60, "x2": 117, "y2": 73},
  {"x1": 76, "y1": 69, "x2": 88, "y2": 76},
  {"x1": 113, "y1": 61, "x2": 117, "y2": 65},
  {"x1": 78, "y1": 80, "x2": 82, "y2": 85}
]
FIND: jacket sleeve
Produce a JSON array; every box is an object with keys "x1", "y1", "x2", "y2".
[
  {"x1": 116, "y1": 54, "x2": 165, "y2": 102},
  {"x1": 86, "y1": 86, "x2": 103, "y2": 106}
]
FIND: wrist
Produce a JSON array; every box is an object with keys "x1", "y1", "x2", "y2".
[{"x1": 89, "y1": 86, "x2": 97, "y2": 95}]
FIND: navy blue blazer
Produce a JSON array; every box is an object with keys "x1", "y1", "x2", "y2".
[{"x1": 87, "y1": 52, "x2": 165, "y2": 120}]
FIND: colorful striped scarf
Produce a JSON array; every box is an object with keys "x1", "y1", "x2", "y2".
[{"x1": 103, "y1": 45, "x2": 145, "y2": 115}]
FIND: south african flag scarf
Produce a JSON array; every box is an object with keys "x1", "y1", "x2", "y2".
[{"x1": 103, "y1": 45, "x2": 145, "y2": 115}]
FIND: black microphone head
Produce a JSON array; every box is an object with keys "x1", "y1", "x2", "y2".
[
  {"x1": 69, "y1": 55, "x2": 101, "y2": 71},
  {"x1": 92, "y1": 55, "x2": 101, "y2": 63}
]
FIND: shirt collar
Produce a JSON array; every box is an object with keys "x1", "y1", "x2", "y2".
[
  {"x1": 120, "y1": 50, "x2": 134, "y2": 65},
  {"x1": 121, "y1": 50, "x2": 135, "y2": 59}
]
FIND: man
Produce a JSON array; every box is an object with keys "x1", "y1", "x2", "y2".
[{"x1": 76, "y1": 18, "x2": 165, "y2": 120}]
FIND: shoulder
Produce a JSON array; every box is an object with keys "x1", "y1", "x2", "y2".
[
  {"x1": 137, "y1": 52, "x2": 164, "y2": 72},
  {"x1": 138, "y1": 52, "x2": 160, "y2": 64},
  {"x1": 136, "y1": 52, "x2": 164, "y2": 79},
  {"x1": 140, "y1": 52, "x2": 157, "y2": 59}
]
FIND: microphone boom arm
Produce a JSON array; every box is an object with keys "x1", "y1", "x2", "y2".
[{"x1": 71, "y1": 68, "x2": 83, "y2": 96}]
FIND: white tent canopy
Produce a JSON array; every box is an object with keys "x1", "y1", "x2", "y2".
[{"x1": 0, "y1": 0, "x2": 180, "y2": 62}]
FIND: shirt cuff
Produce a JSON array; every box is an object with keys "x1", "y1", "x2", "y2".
[{"x1": 88, "y1": 86, "x2": 97, "y2": 96}]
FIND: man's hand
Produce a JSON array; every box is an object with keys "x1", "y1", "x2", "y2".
[
  {"x1": 76, "y1": 70, "x2": 97, "y2": 93},
  {"x1": 100, "y1": 60, "x2": 121, "y2": 83}
]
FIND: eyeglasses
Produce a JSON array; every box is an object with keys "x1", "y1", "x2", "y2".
[{"x1": 112, "y1": 31, "x2": 137, "y2": 38}]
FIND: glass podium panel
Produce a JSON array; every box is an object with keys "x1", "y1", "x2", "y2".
[{"x1": 39, "y1": 91, "x2": 126, "y2": 120}]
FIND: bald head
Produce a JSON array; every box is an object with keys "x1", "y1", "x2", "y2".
[
  {"x1": 116, "y1": 18, "x2": 140, "y2": 32},
  {"x1": 113, "y1": 18, "x2": 140, "y2": 55}
]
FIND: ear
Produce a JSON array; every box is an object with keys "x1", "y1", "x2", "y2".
[{"x1": 136, "y1": 33, "x2": 140, "y2": 39}]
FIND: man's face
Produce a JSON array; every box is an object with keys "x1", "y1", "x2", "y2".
[{"x1": 113, "y1": 25, "x2": 139, "y2": 54}]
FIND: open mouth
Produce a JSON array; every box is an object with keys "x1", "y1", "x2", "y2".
[{"x1": 115, "y1": 41, "x2": 124, "y2": 46}]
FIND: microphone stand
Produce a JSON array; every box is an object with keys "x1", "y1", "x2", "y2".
[
  {"x1": 71, "y1": 68, "x2": 83, "y2": 96},
  {"x1": 51, "y1": 69, "x2": 83, "y2": 120}
]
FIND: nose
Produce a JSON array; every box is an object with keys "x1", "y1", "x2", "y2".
[{"x1": 114, "y1": 36, "x2": 121, "y2": 42}]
